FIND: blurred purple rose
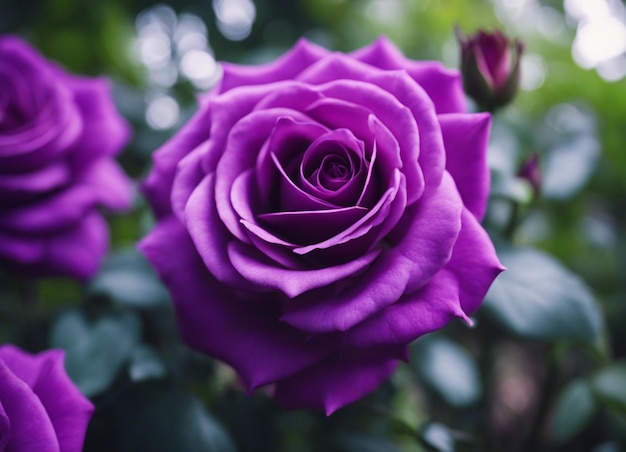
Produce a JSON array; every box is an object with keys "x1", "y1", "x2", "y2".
[
  {"x1": 0, "y1": 344, "x2": 93, "y2": 451},
  {"x1": 140, "y1": 37, "x2": 503, "y2": 414},
  {"x1": 0, "y1": 36, "x2": 133, "y2": 280}
]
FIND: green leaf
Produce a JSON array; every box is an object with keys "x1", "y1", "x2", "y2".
[
  {"x1": 128, "y1": 345, "x2": 167, "y2": 382},
  {"x1": 87, "y1": 249, "x2": 170, "y2": 309},
  {"x1": 50, "y1": 310, "x2": 141, "y2": 397},
  {"x1": 591, "y1": 363, "x2": 626, "y2": 414},
  {"x1": 483, "y1": 245, "x2": 603, "y2": 343},
  {"x1": 86, "y1": 381, "x2": 236, "y2": 452},
  {"x1": 411, "y1": 336, "x2": 481, "y2": 408},
  {"x1": 552, "y1": 378, "x2": 597, "y2": 444}
]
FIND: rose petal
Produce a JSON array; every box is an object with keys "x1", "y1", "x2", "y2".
[
  {"x1": 256, "y1": 116, "x2": 328, "y2": 209},
  {"x1": 343, "y1": 208, "x2": 504, "y2": 348},
  {"x1": 0, "y1": 358, "x2": 60, "y2": 452},
  {"x1": 138, "y1": 216, "x2": 331, "y2": 390},
  {"x1": 292, "y1": 170, "x2": 404, "y2": 255},
  {"x1": 217, "y1": 38, "x2": 329, "y2": 94},
  {"x1": 305, "y1": 99, "x2": 399, "y2": 205},
  {"x1": 215, "y1": 107, "x2": 312, "y2": 242},
  {"x1": 351, "y1": 36, "x2": 467, "y2": 114},
  {"x1": 442, "y1": 207, "x2": 505, "y2": 315},
  {"x1": 142, "y1": 103, "x2": 213, "y2": 218},
  {"x1": 257, "y1": 206, "x2": 368, "y2": 245},
  {"x1": 0, "y1": 186, "x2": 98, "y2": 233},
  {"x1": 298, "y1": 59, "x2": 436, "y2": 203},
  {"x1": 321, "y1": 74, "x2": 440, "y2": 200},
  {"x1": 273, "y1": 152, "x2": 342, "y2": 212},
  {"x1": 253, "y1": 81, "x2": 324, "y2": 112},
  {"x1": 62, "y1": 76, "x2": 131, "y2": 168},
  {"x1": 185, "y1": 174, "x2": 255, "y2": 289},
  {"x1": 439, "y1": 112, "x2": 491, "y2": 220},
  {"x1": 203, "y1": 80, "x2": 313, "y2": 173},
  {"x1": 0, "y1": 38, "x2": 83, "y2": 171},
  {"x1": 299, "y1": 128, "x2": 366, "y2": 205},
  {"x1": 0, "y1": 37, "x2": 52, "y2": 120},
  {"x1": 281, "y1": 171, "x2": 462, "y2": 333},
  {"x1": 0, "y1": 212, "x2": 108, "y2": 279},
  {"x1": 170, "y1": 144, "x2": 207, "y2": 224},
  {"x1": 0, "y1": 401, "x2": 9, "y2": 450},
  {"x1": 274, "y1": 347, "x2": 402, "y2": 415},
  {"x1": 343, "y1": 271, "x2": 465, "y2": 348},
  {"x1": 0, "y1": 162, "x2": 70, "y2": 206},
  {"x1": 228, "y1": 240, "x2": 381, "y2": 298},
  {"x1": 0, "y1": 346, "x2": 94, "y2": 452},
  {"x1": 78, "y1": 158, "x2": 134, "y2": 212},
  {"x1": 42, "y1": 212, "x2": 109, "y2": 280},
  {"x1": 0, "y1": 87, "x2": 82, "y2": 171}
]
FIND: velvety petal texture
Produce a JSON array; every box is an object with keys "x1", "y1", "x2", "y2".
[
  {"x1": 0, "y1": 344, "x2": 94, "y2": 452},
  {"x1": 139, "y1": 36, "x2": 503, "y2": 414},
  {"x1": 0, "y1": 35, "x2": 132, "y2": 280}
]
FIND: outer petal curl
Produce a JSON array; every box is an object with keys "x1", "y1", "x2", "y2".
[{"x1": 138, "y1": 216, "x2": 332, "y2": 391}]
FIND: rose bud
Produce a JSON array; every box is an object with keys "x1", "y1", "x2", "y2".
[
  {"x1": 0, "y1": 36, "x2": 133, "y2": 280},
  {"x1": 139, "y1": 37, "x2": 504, "y2": 414},
  {"x1": 0, "y1": 344, "x2": 94, "y2": 451},
  {"x1": 517, "y1": 152, "x2": 541, "y2": 198},
  {"x1": 456, "y1": 28, "x2": 524, "y2": 112}
]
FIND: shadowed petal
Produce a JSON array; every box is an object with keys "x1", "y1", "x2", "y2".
[
  {"x1": 138, "y1": 216, "x2": 331, "y2": 390},
  {"x1": 257, "y1": 206, "x2": 368, "y2": 245},
  {"x1": 0, "y1": 212, "x2": 108, "y2": 280},
  {"x1": 274, "y1": 347, "x2": 403, "y2": 415},
  {"x1": 0, "y1": 187, "x2": 98, "y2": 233},
  {"x1": 62, "y1": 76, "x2": 131, "y2": 168},
  {"x1": 228, "y1": 240, "x2": 381, "y2": 298}
]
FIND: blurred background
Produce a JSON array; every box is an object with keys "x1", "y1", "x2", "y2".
[{"x1": 2, "y1": 0, "x2": 626, "y2": 451}]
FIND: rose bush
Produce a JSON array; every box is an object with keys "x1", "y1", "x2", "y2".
[
  {"x1": 140, "y1": 37, "x2": 503, "y2": 413},
  {"x1": 0, "y1": 36, "x2": 132, "y2": 280},
  {"x1": 0, "y1": 344, "x2": 93, "y2": 451}
]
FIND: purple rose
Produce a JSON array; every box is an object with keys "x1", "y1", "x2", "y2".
[
  {"x1": 0, "y1": 344, "x2": 93, "y2": 451},
  {"x1": 140, "y1": 37, "x2": 503, "y2": 414},
  {"x1": 0, "y1": 36, "x2": 132, "y2": 280}
]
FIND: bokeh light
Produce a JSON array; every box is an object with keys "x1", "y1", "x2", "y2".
[
  {"x1": 565, "y1": 0, "x2": 626, "y2": 81},
  {"x1": 213, "y1": 0, "x2": 256, "y2": 41}
]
